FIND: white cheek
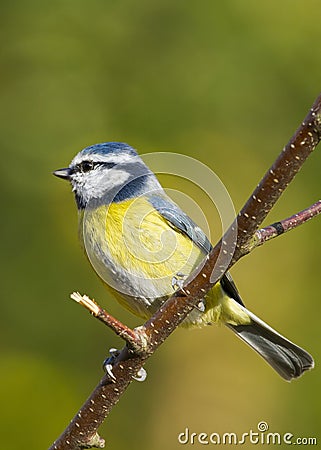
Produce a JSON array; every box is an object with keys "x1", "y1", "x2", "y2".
[
  {"x1": 75, "y1": 169, "x2": 131, "y2": 202},
  {"x1": 91, "y1": 169, "x2": 130, "y2": 196},
  {"x1": 105, "y1": 169, "x2": 131, "y2": 190}
]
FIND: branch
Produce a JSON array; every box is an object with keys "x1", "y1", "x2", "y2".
[{"x1": 49, "y1": 93, "x2": 321, "y2": 449}]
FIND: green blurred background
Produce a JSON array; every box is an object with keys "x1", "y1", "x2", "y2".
[{"x1": 1, "y1": 0, "x2": 321, "y2": 448}]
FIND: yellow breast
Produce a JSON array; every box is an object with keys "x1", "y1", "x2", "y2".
[
  {"x1": 105, "y1": 197, "x2": 203, "y2": 280},
  {"x1": 80, "y1": 197, "x2": 204, "y2": 303}
]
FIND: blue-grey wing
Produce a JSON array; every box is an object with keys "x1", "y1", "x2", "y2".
[{"x1": 147, "y1": 193, "x2": 212, "y2": 254}]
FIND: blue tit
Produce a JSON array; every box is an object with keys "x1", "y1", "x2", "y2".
[{"x1": 54, "y1": 142, "x2": 314, "y2": 381}]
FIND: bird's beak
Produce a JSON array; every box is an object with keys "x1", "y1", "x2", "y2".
[{"x1": 53, "y1": 167, "x2": 72, "y2": 180}]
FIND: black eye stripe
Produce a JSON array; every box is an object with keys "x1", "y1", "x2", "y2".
[{"x1": 75, "y1": 161, "x2": 116, "y2": 173}]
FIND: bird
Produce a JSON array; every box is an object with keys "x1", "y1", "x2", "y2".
[{"x1": 54, "y1": 142, "x2": 314, "y2": 381}]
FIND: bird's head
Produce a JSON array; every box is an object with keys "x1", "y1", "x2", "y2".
[{"x1": 54, "y1": 142, "x2": 160, "y2": 209}]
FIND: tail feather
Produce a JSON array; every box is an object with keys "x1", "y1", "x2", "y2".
[{"x1": 226, "y1": 306, "x2": 314, "y2": 381}]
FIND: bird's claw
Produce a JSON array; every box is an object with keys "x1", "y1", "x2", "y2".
[
  {"x1": 103, "y1": 347, "x2": 147, "y2": 382},
  {"x1": 171, "y1": 272, "x2": 187, "y2": 290},
  {"x1": 132, "y1": 367, "x2": 147, "y2": 382},
  {"x1": 196, "y1": 299, "x2": 206, "y2": 312},
  {"x1": 103, "y1": 348, "x2": 120, "y2": 381}
]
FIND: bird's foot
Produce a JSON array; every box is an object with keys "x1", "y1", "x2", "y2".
[
  {"x1": 103, "y1": 347, "x2": 147, "y2": 382},
  {"x1": 172, "y1": 272, "x2": 206, "y2": 312},
  {"x1": 171, "y1": 272, "x2": 187, "y2": 290},
  {"x1": 195, "y1": 299, "x2": 206, "y2": 312},
  {"x1": 103, "y1": 348, "x2": 120, "y2": 381}
]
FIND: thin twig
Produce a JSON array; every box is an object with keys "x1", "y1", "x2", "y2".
[
  {"x1": 49, "y1": 93, "x2": 321, "y2": 450},
  {"x1": 70, "y1": 292, "x2": 148, "y2": 353},
  {"x1": 246, "y1": 200, "x2": 321, "y2": 252}
]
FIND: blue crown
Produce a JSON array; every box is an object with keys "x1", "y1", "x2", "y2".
[{"x1": 81, "y1": 142, "x2": 138, "y2": 157}]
